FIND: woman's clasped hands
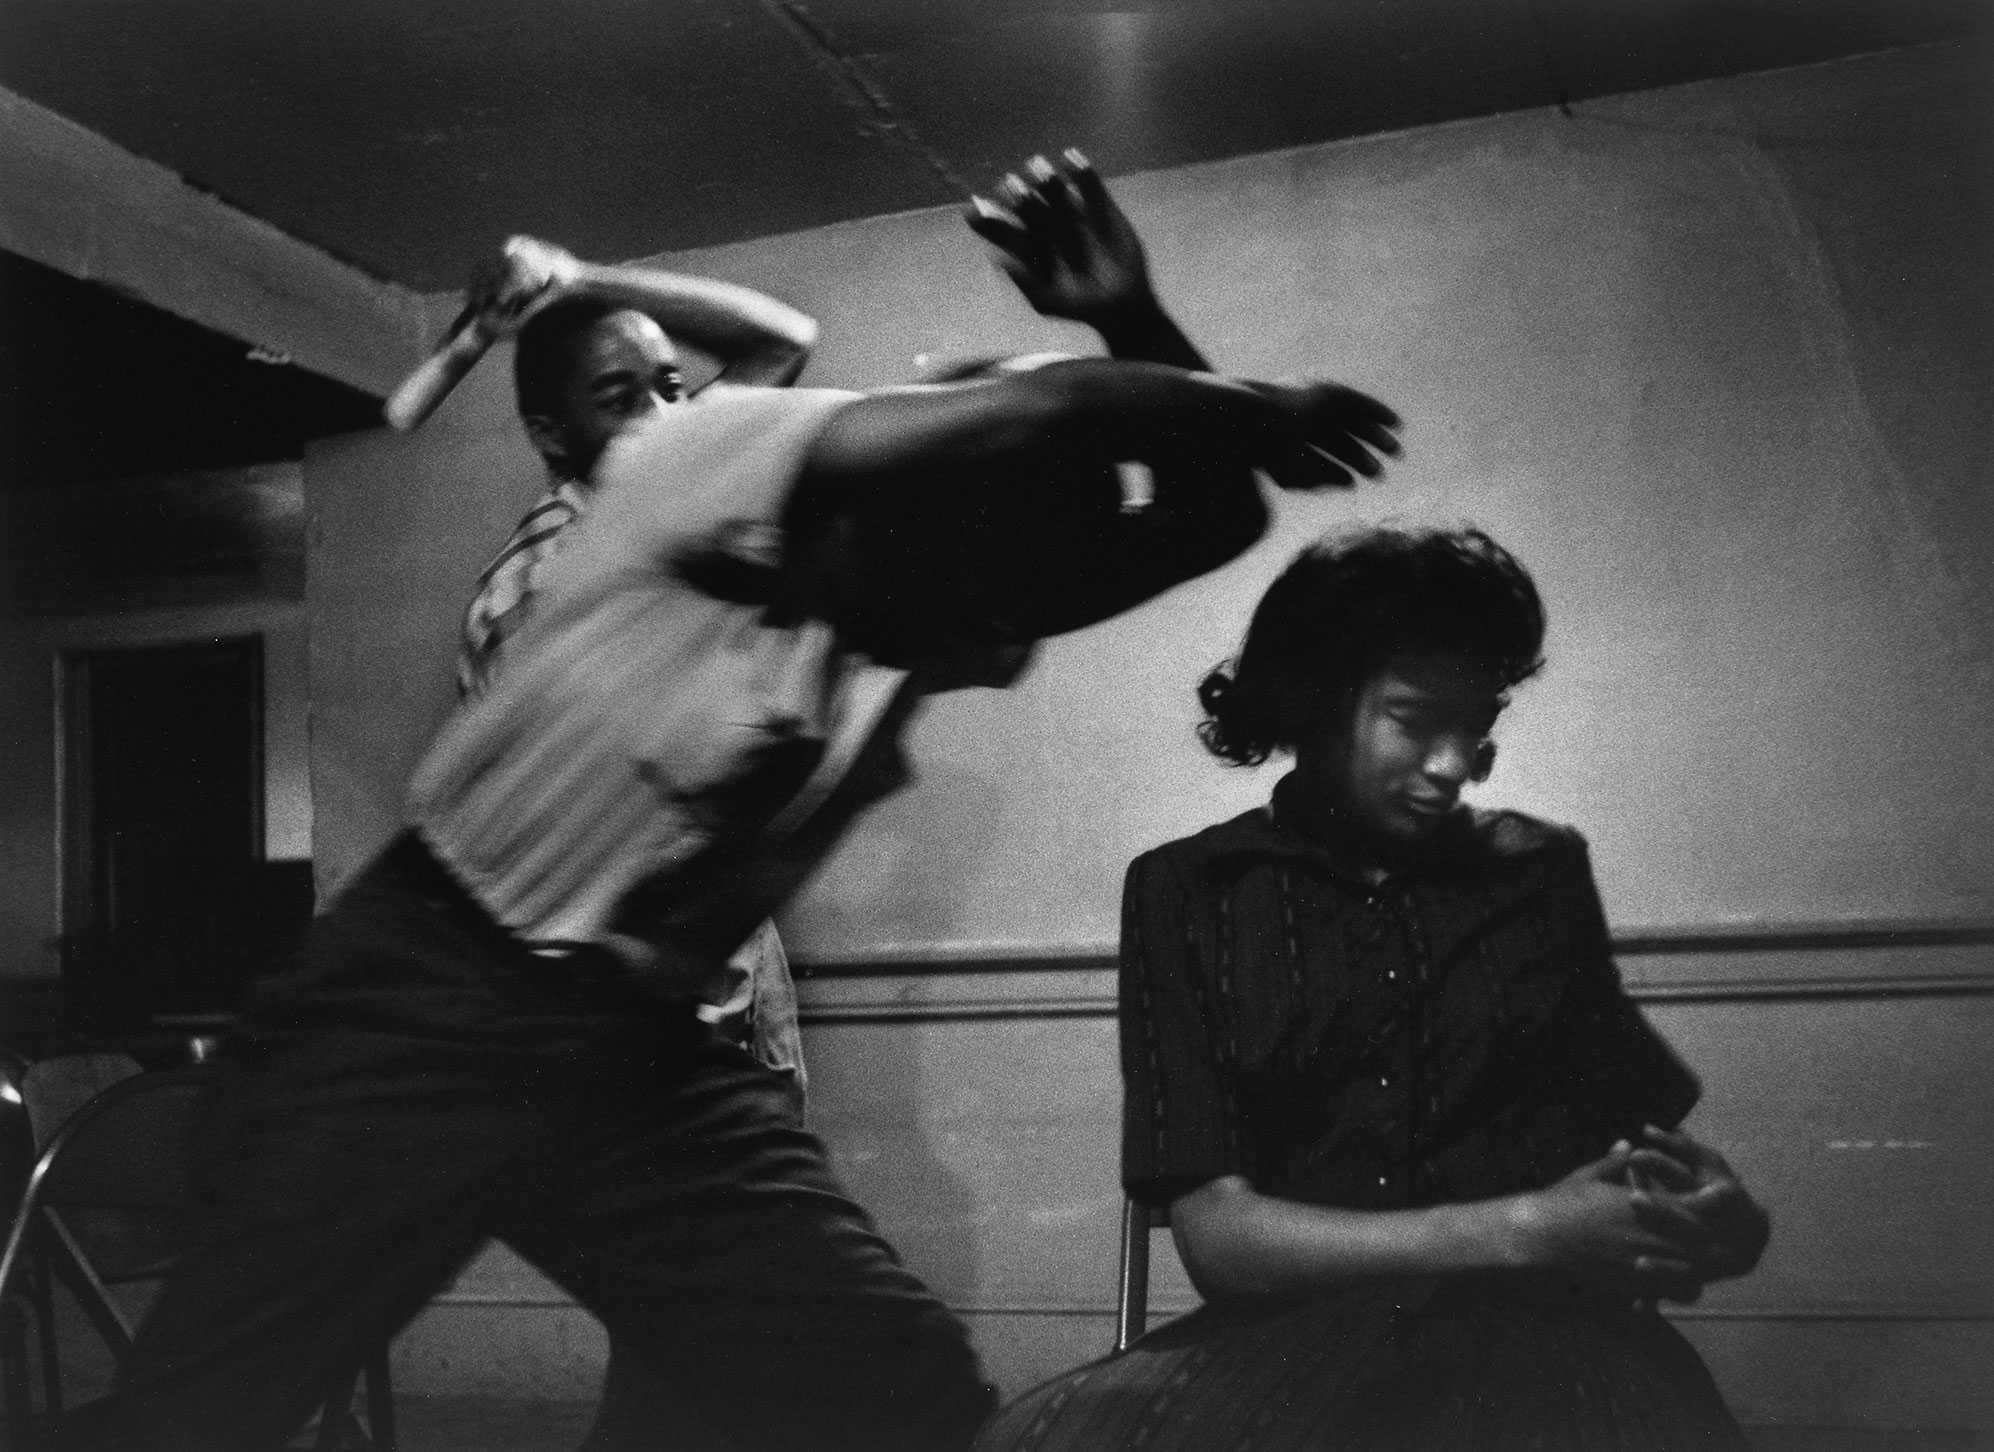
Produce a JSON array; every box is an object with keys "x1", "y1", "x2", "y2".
[{"x1": 1511, "y1": 1125, "x2": 1770, "y2": 1304}]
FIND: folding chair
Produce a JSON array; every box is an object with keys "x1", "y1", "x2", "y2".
[
  {"x1": 1, "y1": 1051, "x2": 40, "y2": 1446},
  {"x1": 0, "y1": 1065, "x2": 396, "y2": 1450},
  {"x1": 1113, "y1": 1197, "x2": 1169, "y2": 1353},
  {"x1": 17, "y1": 1056, "x2": 143, "y2": 1154}
]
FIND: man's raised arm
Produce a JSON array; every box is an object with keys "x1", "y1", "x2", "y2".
[
  {"x1": 467, "y1": 236, "x2": 818, "y2": 388},
  {"x1": 793, "y1": 356, "x2": 1400, "y2": 649}
]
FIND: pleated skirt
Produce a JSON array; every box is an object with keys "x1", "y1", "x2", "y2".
[{"x1": 975, "y1": 1278, "x2": 1746, "y2": 1452}]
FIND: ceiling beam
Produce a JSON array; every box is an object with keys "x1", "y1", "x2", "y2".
[{"x1": 0, "y1": 86, "x2": 432, "y2": 398}]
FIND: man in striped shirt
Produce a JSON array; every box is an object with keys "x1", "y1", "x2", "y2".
[
  {"x1": 64, "y1": 154, "x2": 1403, "y2": 1452},
  {"x1": 451, "y1": 241, "x2": 821, "y2": 1449},
  {"x1": 456, "y1": 234, "x2": 818, "y2": 697},
  {"x1": 452, "y1": 236, "x2": 817, "y2": 1096}
]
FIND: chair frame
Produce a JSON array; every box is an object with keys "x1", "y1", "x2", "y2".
[
  {"x1": 1113, "y1": 1197, "x2": 1168, "y2": 1353},
  {"x1": 0, "y1": 1066, "x2": 397, "y2": 1451}
]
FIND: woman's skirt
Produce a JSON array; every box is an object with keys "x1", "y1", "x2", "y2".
[{"x1": 974, "y1": 1277, "x2": 1745, "y2": 1452}]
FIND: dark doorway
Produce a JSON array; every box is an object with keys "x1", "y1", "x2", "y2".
[{"x1": 59, "y1": 637, "x2": 276, "y2": 1032}]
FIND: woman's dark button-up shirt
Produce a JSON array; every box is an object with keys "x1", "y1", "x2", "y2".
[{"x1": 1120, "y1": 779, "x2": 1698, "y2": 1210}]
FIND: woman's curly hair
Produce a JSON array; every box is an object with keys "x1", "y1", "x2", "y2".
[{"x1": 1197, "y1": 525, "x2": 1546, "y2": 766}]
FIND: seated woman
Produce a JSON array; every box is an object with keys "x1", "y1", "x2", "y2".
[{"x1": 978, "y1": 525, "x2": 1770, "y2": 1451}]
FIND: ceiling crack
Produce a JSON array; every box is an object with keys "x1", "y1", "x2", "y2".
[{"x1": 759, "y1": 0, "x2": 972, "y2": 198}]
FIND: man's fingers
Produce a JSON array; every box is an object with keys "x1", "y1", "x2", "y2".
[
  {"x1": 1301, "y1": 387, "x2": 1404, "y2": 460},
  {"x1": 965, "y1": 196, "x2": 1026, "y2": 247},
  {"x1": 1325, "y1": 409, "x2": 1403, "y2": 459},
  {"x1": 1002, "y1": 171, "x2": 1058, "y2": 236},
  {"x1": 1269, "y1": 444, "x2": 1355, "y2": 492},
  {"x1": 1064, "y1": 148, "x2": 1111, "y2": 210},
  {"x1": 1021, "y1": 155, "x2": 1089, "y2": 259},
  {"x1": 1313, "y1": 431, "x2": 1387, "y2": 478},
  {"x1": 967, "y1": 198, "x2": 1056, "y2": 280},
  {"x1": 1351, "y1": 421, "x2": 1403, "y2": 458},
  {"x1": 1328, "y1": 385, "x2": 1404, "y2": 432}
]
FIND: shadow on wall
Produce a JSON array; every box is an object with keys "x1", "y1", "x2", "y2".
[{"x1": 805, "y1": 1013, "x2": 985, "y2": 1307}]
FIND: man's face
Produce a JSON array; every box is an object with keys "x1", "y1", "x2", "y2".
[
  {"x1": 530, "y1": 310, "x2": 684, "y2": 478},
  {"x1": 1293, "y1": 654, "x2": 1504, "y2": 849}
]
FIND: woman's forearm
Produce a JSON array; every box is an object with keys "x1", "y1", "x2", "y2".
[{"x1": 1171, "y1": 1175, "x2": 1530, "y2": 1302}]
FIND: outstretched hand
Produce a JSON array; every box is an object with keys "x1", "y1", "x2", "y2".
[
  {"x1": 1625, "y1": 1125, "x2": 1771, "y2": 1282},
  {"x1": 466, "y1": 235, "x2": 583, "y2": 341},
  {"x1": 1250, "y1": 380, "x2": 1403, "y2": 491},
  {"x1": 967, "y1": 149, "x2": 1154, "y2": 326}
]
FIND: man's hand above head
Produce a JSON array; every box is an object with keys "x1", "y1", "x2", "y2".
[
  {"x1": 968, "y1": 148, "x2": 1154, "y2": 329},
  {"x1": 467, "y1": 235, "x2": 583, "y2": 341}
]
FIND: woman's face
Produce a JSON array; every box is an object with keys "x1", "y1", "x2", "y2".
[{"x1": 1292, "y1": 653, "x2": 1505, "y2": 851}]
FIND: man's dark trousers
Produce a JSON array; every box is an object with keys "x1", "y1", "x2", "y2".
[{"x1": 57, "y1": 833, "x2": 995, "y2": 1451}]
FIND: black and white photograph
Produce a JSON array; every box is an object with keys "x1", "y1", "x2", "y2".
[{"x1": 0, "y1": 3, "x2": 1988, "y2": 1448}]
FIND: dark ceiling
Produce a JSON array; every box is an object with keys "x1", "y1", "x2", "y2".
[
  {"x1": 1, "y1": 0, "x2": 1988, "y2": 490},
  {"x1": 0, "y1": 252, "x2": 383, "y2": 491},
  {"x1": 6, "y1": 0, "x2": 1988, "y2": 292}
]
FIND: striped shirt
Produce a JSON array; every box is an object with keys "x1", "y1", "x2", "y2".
[
  {"x1": 452, "y1": 448, "x2": 803, "y2": 1073},
  {"x1": 408, "y1": 386, "x2": 899, "y2": 1002},
  {"x1": 458, "y1": 479, "x2": 591, "y2": 700}
]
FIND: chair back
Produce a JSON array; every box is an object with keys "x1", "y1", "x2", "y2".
[
  {"x1": 0, "y1": 1065, "x2": 398, "y2": 1448},
  {"x1": 1114, "y1": 1198, "x2": 1168, "y2": 1353},
  {"x1": 0, "y1": 1067, "x2": 216, "y2": 1313},
  {"x1": 18, "y1": 1055, "x2": 143, "y2": 1150},
  {"x1": 0, "y1": 1057, "x2": 30, "y2": 1219}
]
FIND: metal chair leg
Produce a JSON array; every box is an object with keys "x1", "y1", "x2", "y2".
[
  {"x1": 1114, "y1": 1197, "x2": 1152, "y2": 1353},
  {"x1": 28, "y1": 1246, "x2": 61, "y2": 1416},
  {"x1": 2, "y1": 1293, "x2": 36, "y2": 1451},
  {"x1": 363, "y1": 1343, "x2": 397, "y2": 1452}
]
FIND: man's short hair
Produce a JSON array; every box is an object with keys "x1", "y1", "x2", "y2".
[{"x1": 513, "y1": 296, "x2": 628, "y2": 419}]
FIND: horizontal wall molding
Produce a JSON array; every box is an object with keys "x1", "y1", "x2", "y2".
[
  {"x1": 796, "y1": 919, "x2": 1994, "y2": 979},
  {"x1": 426, "y1": 1287, "x2": 1993, "y2": 1324},
  {"x1": 970, "y1": 1303, "x2": 1994, "y2": 1324},
  {"x1": 1612, "y1": 921, "x2": 1994, "y2": 956},
  {"x1": 795, "y1": 933, "x2": 1994, "y2": 1024},
  {"x1": 8, "y1": 922, "x2": 1987, "y2": 1033}
]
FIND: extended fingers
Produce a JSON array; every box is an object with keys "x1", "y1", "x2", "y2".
[
  {"x1": 966, "y1": 195, "x2": 1054, "y2": 278},
  {"x1": 1321, "y1": 385, "x2": 1404, "y2": 442},
  {"x1": 1015, "y1": 155, "x2": 1090, "y2": 260},
  {"x1": 1000, "y1": 163, "x2": 1062, "y2": 236},
  {"x1": 1300, "y1": 385, "x2": 1403, "y2": 477},
  {"x1": 1313, "y1": 429, "x2": 1388, "y2": 479},
  {"x1": 1063, "y1": 147, "x2": 1112, "y2": 212},
  {"x1": 1272, "y1": 443, "x2": 1355, "y2": 492}
]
